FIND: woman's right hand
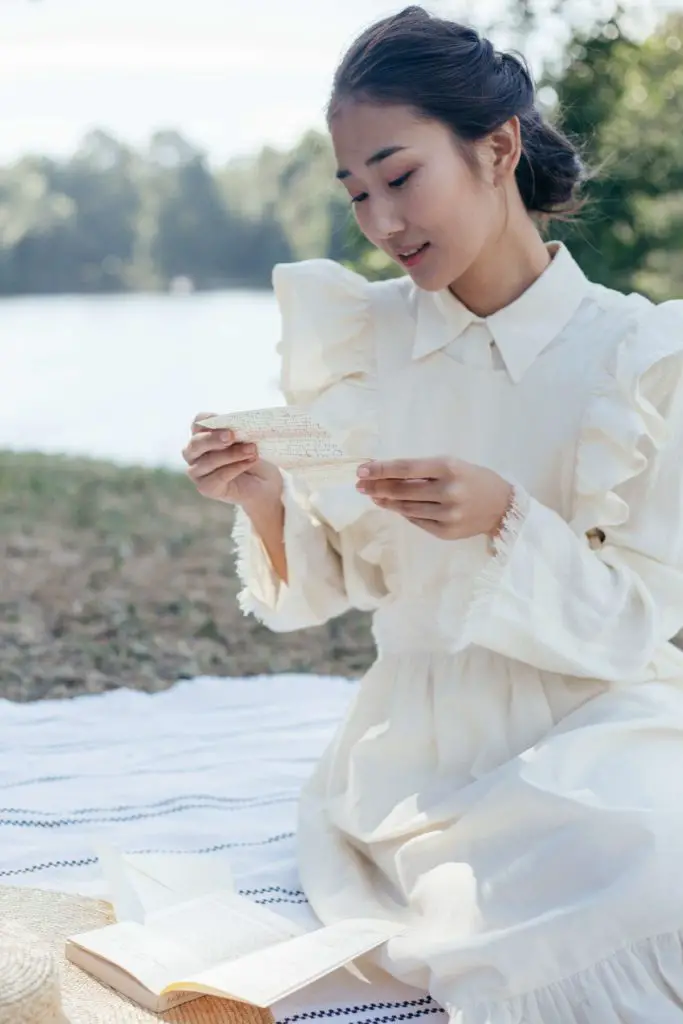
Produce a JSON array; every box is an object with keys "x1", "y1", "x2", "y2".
[{"x1": 182, "y1": 412, "x2": 283, "y2": 509}]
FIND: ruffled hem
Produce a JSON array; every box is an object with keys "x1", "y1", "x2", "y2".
[
  {"x1": 231, "y1": 477, "x2": 350, "y2": 631},
  {"x1": 572, "y1": 301, "x2": 683, "y2": 540},
  {"x1": 451, "y1": 928, "x2": 683, "y2": 1023},
  {"x1": 231, "y1": 504, "x2": 276, "y2": 620}
]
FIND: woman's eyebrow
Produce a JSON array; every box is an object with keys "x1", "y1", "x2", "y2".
[{"x1": 336, "y1": 145, "x2": 408, "y2": 180}]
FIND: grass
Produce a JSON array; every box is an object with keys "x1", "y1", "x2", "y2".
[{"x1": 0, "y1": 451, "x2": 373, "y2": 701}]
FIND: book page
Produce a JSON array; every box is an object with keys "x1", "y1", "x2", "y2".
[
  {"x1": 145, "y1": 891, "x2": 303, "y2": 965},
  {"x1": 163, "y1": 918, "x2": 405, "y2": 1007},
  {"x1": 93, "y1": 842, "x2": 236, "y2": 922},
  {"x1": 68, "y1": 920, "x2": 204, "y2": 995},
  {"x1": 68, "y1": 891, "x2": 303, "y2": 997},
  {"x1": 197, "y1": 408, "x2": 365, "y2": 478},
  {"x1": 64, "y1": 941, "x2": 201, "y2": 1014}
]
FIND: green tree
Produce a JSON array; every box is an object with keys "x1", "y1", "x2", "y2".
[
  {"x1": 0, "y1": 132, "x2": 140, "y2": 294},
  {"x1": 149, "y1": 131, "x2": 292, "y2": 288},
  {"x1": 219, "y1": 130, "x2": 342, "y2": 262},
  {"x1": 552, "y1": 15, "x2": 683, "y2": 299},
  {"x1": 149, "y1": 132, "x2": 233, "y2": 288},
  {"x1": 51, "y1": 130, "x2": 140, "y2": 291},
  {"x1": 0, "y1": 158, "x2": 76, "y2": 294}
]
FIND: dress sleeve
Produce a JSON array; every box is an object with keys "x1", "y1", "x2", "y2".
[
  {"x1": 232, "y1": 259, "x2": 389, "y2": 633},
  {"x1": 453, "y1": 301, "x2": 683, "y2": 682}
]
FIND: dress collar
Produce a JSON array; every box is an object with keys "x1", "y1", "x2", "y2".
[{"x1": 412, "y1": 242, "x2": 590, "y2": 382}]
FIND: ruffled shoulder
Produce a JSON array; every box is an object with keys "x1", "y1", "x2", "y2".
[
  {"x1": 573, "y1": 299, "x2": 683, "y2": 539},
  {"x1": 273, "y1": 258, "x2": 374, "y2": 402},
  {"x1": 272, "y1": 258, "x2": 379, "y2": 531}
]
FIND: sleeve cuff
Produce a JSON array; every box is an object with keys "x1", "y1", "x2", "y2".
[
  {"x1": 232, "y1": 475, "x2": 347, "y2": 631},
  {"x1": 462, "y1": 485, "x2": 531, "y2": 645}
]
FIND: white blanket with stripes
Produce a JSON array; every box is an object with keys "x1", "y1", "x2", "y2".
[{"x1": 0, "y1": 675, "x2": 446, "y2": 1024}]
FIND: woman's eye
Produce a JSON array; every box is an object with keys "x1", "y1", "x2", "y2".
[
  {"x1": 389, "y1": 171, "x2": 414, "y2": 189},
  {"x1": 350, "y1": 171, "x2": 413, "y2": 204}
]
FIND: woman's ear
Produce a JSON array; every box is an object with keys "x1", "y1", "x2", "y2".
[{"x1": 479, "y1": 117, "x2": 522, "y2": 187}]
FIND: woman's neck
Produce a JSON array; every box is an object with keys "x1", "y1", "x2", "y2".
[{"x1": 448, "y1": 220, "x2": 552, "y2": 319}]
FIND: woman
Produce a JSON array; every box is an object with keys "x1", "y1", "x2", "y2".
[{"x1": 183, "y1": 7, "x2": 683, "y2": 1021}]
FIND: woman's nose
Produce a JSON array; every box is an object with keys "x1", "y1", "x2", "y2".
[{"x1": 369, "y1": 196, "x2": 405, "y2": 241}]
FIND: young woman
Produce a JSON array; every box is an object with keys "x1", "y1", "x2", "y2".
[{"x1": 183, "y1": 7, "x2": 683, "y2": 1021}]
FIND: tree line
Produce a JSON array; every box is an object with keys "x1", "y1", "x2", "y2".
[{"x1": 1, "y1": 10, "x2": 682, "y2": 300}]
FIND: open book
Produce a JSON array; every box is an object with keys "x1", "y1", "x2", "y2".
[
  {"x1": 197, "y1": 408, "x2": 367, "y2": 485},
  {"x1": 65, "y1": 889, "x2": 404, "y2": 1013}
]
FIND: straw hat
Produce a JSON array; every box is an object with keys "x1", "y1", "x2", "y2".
[{"x1": 0, "y1": 886, "x2": 274, "y2": 1024}]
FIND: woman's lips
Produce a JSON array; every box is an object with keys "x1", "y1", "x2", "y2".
[{"x1": 397, "y1": 242, "x2": 430, "y2": 267}]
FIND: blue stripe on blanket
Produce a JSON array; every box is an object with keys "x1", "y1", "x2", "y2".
[
  {"x1": 279, "y1": 1000, "x2": 443, "y2": 1023},
  {"x1": 0, "y1": 798, "x2": 296, "y2": 828},
  {"x1": 0, "y1": 793, "x2": 295, "y2": 816},
  {"x1": 0, "y1": 834, "x2": 297, "y2": 878}
]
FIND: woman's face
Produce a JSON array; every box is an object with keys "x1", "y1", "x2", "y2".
[{"x1": 330, "y1": 101, "x2": 504, "y2": 292}]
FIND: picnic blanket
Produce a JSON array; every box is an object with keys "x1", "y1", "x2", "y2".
[{"x1": 0, "y1": 674, "x2": 446, "y2": 1024}]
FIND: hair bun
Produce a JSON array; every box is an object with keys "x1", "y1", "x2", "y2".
[
  {"x1": 479, "y1": 37, "x2": 496, "y2": 63},
  {"x1": 517, "y1": 115, "x2": 586, "y2": 214},
  {"x1": 497, "y1": 50, "x2": 534, "y2": 101}
]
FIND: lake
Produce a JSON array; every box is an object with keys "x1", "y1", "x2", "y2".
[{"x1": 0, "y1": 290, "x2": 283, "y2": 469}]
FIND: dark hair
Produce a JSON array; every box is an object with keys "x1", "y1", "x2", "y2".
[{"x1": 328, "y1": 6, "x2": 585, "y2": 217}]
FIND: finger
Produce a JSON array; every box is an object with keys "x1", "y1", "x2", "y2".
[
  {"x1": 183, "y1": 432, "x2": 230, "y2": 465},
  {"x1": 187, "y1": 447, "x2": 257, "y2": 479},
  {"x1": 358, "y1": 458, "x2": 454, "y2": 481},
  {"x1": 183, "y1": 432, "x2": 247, "y2": 465},
  {"x1": 406, "y1": 517, "x2": 450, "y2": 538},
  {"x1": 190, "y1": 461, "x2": 251, "y2": 491},
  {"x1": 192, "y1": 412, "x2": 219, "y2": 435},
  {"x1": 358, "y1": 478, "x2": 443, "y2": 501},
  {"x1": 373, "y1": 498, "x2": 448, "y2": 521}
]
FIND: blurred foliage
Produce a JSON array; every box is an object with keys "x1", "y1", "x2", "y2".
[
  {"x1": 551, "y1": 15, "x2": 683, "y2": 299},
  {"x1": 0, "y1": 8, "x2": 681, "y2": 298},
  {"x1": 0, "y1": 129, "x2": 295, "y2": 293}
]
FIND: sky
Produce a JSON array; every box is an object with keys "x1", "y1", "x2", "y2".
[{"x1": 0, "y1": 0, "x2": 680, "y2": 167}]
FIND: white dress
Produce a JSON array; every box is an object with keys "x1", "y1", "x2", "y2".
[{"x1": 234, "y1": 242, "x2": 683, "y2": 1022}]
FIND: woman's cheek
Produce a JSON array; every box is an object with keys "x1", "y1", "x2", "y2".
[
  {"x1": 354, "y1": 205, "x2": 378, "y2": 246},
  {"x1": 406, "y1": 179, "x2": 438, "y2": 233}
]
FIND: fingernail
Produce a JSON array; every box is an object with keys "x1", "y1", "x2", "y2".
[
  {"x1": 357, "y1": 466, "x2": 370, "y2": 478},
  {"x1": 220, "y1": 430, "x2": 232, "y2": 442},
  {"x1": 246, "y1": 444, "x2": 256, "y2": 453},
  {"x1": 356, "y1": 483, "x2": 367, "y2": 492}
]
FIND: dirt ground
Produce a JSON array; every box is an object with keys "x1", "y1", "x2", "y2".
[
  {"x1": 5, "y1": 450, "x2": 680, "y2": 703},
  {"x1": 0, "y1": 451, "x2": 374, "y2": 701}
]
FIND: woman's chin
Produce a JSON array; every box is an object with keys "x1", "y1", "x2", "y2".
[{"x1": 404, "y1": 259, "x2": 451, "y2": 292}]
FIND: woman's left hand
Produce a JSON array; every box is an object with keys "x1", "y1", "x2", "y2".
[{"x1": 356, "y1": 457, "x2": 513, "y2": 540}]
